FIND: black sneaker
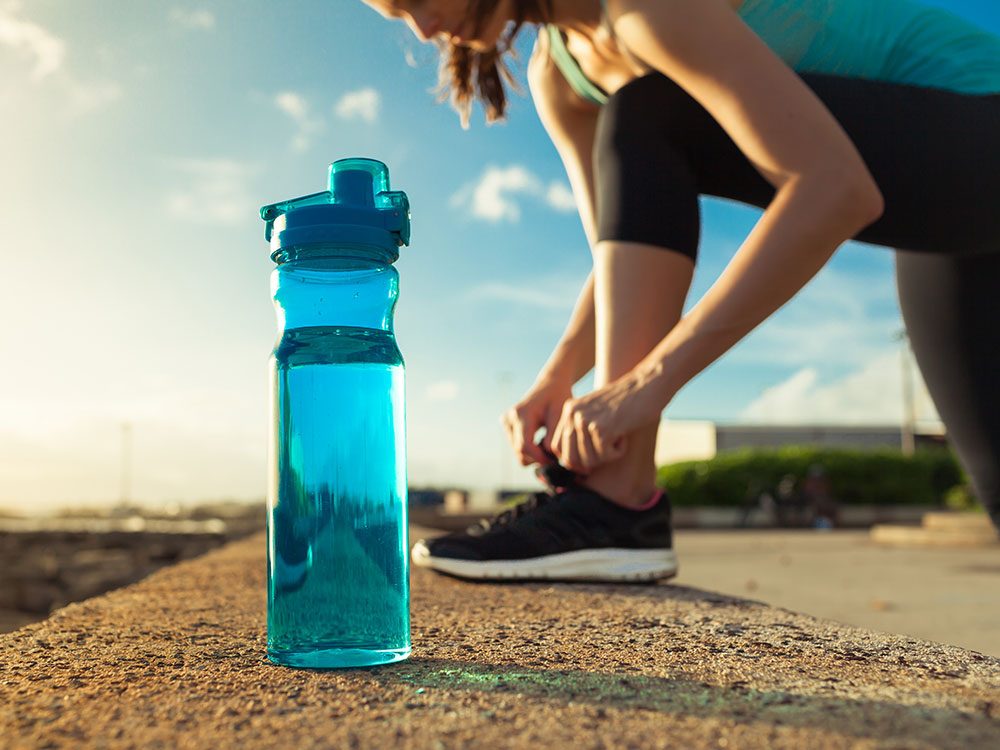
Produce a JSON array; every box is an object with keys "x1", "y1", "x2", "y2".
[{"x1": 410, "y1": 463, "x2": 677, "y2": 582}]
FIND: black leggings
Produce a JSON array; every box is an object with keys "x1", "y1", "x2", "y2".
[{"x1": 594, "y1": 72, "x2": 1000, "y2": 529}]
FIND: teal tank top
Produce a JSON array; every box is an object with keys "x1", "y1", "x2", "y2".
[{"x1": 548, "y1": 0, "x2": 1000, "y2": 106}]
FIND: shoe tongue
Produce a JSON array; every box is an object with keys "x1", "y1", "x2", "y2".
[{"x1": 534, "y1": 462, "x2": 579, "y2": 493}]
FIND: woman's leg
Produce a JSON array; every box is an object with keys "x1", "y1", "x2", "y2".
[
  {"x1": 584, "y1": 241, "x2": 693, "y2": 507},
  {"x1": 583, "y1": 76, "x2": 701, "y2": 507},
  {"x1": 896, "y1": 252, "x2": 1000, "y2": 530}
]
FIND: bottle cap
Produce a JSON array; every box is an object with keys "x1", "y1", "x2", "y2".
[{"x1": 260, "y1": 158, "x2": 410, "y2": 263}]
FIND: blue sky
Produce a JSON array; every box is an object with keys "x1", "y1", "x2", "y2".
[{"x1": 0, "y1": 0, "x2": 996, "y2": 509}]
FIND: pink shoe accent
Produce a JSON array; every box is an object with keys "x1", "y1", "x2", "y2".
[{"x1": 632, "y1": 488, "x2": 664, "y2": 511}]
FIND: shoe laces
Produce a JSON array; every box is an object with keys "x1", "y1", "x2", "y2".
[
  {"x1": 466, "y1": 457, "x2": 581, "y2": 536},
  {"x1": 471, "y1": 491, "x2": 553, "y2": 535},
  {"x1": 534, "y1": 459, "x2": 582, "y2": 494}
]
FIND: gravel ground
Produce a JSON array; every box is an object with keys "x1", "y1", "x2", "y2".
[{"x1": 2, "y1": 531, "x2": 998, "y2": 750}]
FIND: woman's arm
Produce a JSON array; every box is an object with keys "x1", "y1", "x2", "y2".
[
  {"x1": 547, "y1": 0, "x2": 886, "y2": 472},
  {"x1": 527, "y1": 32, "x2": 603, "y2": 387},
  {"x1": 608, "y1": 0, "x2": 884, "y2": 403}
]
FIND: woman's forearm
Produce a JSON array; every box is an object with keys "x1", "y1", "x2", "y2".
[
  {"x1": 636, "y1": 173, "x2": 883, "y2": 404},
  {"x1": 526, "y1": 39, "x2": 604, "y2": 392},
  {"x1": 536, "y1": 269, "x2": 597, "y2": 386}
]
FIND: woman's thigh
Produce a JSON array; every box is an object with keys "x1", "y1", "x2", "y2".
[
  {"x1": 806, "y1": 75, "x2": 1000, "y2": 255},
  {"x1": 596, "y1": 72, "x2": 1000, "y2": 256}
]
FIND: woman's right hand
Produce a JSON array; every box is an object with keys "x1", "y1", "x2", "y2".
[{"x1": 500, "y1": 376, "x2": 574, "y2": 467}]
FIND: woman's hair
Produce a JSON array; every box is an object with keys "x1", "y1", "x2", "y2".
[{"x1": 438, "y1": 0, "x2": 553, "y2": 127}]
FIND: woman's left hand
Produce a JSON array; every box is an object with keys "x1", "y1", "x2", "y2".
[{"x1": 549, "y1": 369, "x2": 664, "y2": 474}]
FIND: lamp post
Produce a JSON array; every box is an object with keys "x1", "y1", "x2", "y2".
[{"x1": 120, "y1": 422, "x2": 133, "y2": 505}]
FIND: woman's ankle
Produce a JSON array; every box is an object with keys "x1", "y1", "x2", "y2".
[{"x1": 580, "y1": 472, "x2": 660, "y2": 509}]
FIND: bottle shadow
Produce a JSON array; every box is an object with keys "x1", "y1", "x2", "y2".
[{"x1": 370, "y1": 655, "x2": 993, "y2": 745}]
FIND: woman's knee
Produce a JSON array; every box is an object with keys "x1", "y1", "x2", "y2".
[{"x1": 593, "y1": 74, "x2": 707, "y2": 260}]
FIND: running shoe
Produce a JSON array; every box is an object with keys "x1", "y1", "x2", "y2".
[{"x1": 411, "y1": 462, "x2": 677, "y2": 582}]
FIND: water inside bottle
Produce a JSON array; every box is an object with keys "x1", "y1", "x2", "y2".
[{"x1": 267, "y1": 325, "x2": 410, "y2": 668}]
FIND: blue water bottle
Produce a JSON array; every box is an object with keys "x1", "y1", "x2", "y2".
[{"x1": 261, "y1": 158, "x2": 411, "y2": 669}]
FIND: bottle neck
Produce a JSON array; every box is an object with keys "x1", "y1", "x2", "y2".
[{"x1": 272, "y1": 257, "x2": 399, "y2": 334}]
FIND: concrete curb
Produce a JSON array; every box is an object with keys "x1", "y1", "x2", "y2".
[
  {"x1": 2, "y1": 533, "x2": 998, "y2": 749},
  {"x1": 872, "y1": 512, "x2": 999, "y2": 548}
]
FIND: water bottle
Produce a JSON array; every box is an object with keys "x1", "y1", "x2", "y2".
[{"x1": 260, "y1": 158, "x2": 411, "y2": 669}]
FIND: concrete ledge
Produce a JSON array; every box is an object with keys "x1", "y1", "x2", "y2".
[
  {"x1": 2, "y1": 533, "x2": 998, "y2": 749},
  {"x1": 872, "y1": 512, "x2": 999, "y2": 548},
  {"x1": 871, "y1": 525, "x2": 999, "y2": 547}
]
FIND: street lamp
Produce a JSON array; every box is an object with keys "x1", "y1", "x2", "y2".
[{"x1": 120, "y1": 422, "x2": 133, "y2": 505}]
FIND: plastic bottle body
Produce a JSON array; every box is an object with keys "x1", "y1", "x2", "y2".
[{"x1": 266, "y1": 252, "x2": 409, "y2": 668}]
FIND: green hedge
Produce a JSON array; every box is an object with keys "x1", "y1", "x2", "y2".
[{"x1": 656, "y1": 447, "x2": 964, "y2": 507}]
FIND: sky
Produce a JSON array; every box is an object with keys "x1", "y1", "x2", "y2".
[{"x1": 0, "y1": 0, "x2": 996, "y2": 511}]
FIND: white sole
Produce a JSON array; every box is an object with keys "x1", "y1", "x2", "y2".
[{"x1": 411, "y1": 540, "x2": 678, "y2": 583}]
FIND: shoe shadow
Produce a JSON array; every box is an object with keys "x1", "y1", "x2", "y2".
[{"x1": 421, "y1": 569, "x2": 767, "y2": 610}]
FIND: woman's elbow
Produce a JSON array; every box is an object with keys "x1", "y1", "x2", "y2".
[
  {"x1": 821, "y1": 166, "x2": 885, "y2": 230},
  {"x1": 852, "y1": 174, "x2": 885, "y2": 227}
]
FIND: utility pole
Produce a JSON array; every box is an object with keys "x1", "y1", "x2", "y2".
[
  {"x1": 120, "y1": 422, "x2": 133, "y2": 505},
  {"x1": 894, "y1": 330, "x2": 917, "y2": 456}
]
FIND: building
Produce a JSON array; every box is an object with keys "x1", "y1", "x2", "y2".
[{"x1": 654, "y1": 420, "x2": 947, "y2": 465}]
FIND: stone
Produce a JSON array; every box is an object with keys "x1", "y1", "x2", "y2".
[{"x1": 1, "y1": 533, "x2": 998, "y2": 749}]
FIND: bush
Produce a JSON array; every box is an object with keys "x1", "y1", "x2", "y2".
[
  {"x1": 943, "y1": 484, "x2": 983, "y2": 513},
  {"x1": 657, "y1": 447, "x2": 963, "y2": 507}
]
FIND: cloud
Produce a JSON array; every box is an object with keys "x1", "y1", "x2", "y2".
[
  {"x1": 739, "y1": 348, "x2": 941, "y2": 426},
  {"x1": 164, "y1": 158, "x2": 258, "y2": 225},
  {"x1": 545, "y1": 181, "x2": 577, "y2": 212},
  {"x1": 728, "y1": 263, "x2": 901, "y2": 369},
  {"x1": 335, "y1": 88, "x2": 380, "y2": 123},
  {"x1": 67, "y1": 79, "x2": 122, "y2": 114},
  {"x1": 450, "y1": 166, "x2": 577, "y2": 223},
  {"x1": 0, "y1": 3, "x2": 65, "y2": 79},
  {"x1": 169, "y1": 7, "x2": 216, "y2": 30},
  {"x1": 425, "y1": 380, "x2": 459, "y2": 401},
  {"x1": 275, "y1": 91, "x2": 307, "y2": 121},
  {"x1": 462, "y1": 272, "x2": 586, "y2": 312},
  {"x1": 0, "y1": 3, "x2": 120, "y2": 115},
  {"x1": 274, "y1": 91, "x2": 323, "y2": 152}
]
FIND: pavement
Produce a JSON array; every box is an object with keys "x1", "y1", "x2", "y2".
[
  {"x1": 671, "y1": 529, "x2": 1000, "y2": 657},
  {"x1": 2, "y1": 530, "x2": 999, "y2": 749}
]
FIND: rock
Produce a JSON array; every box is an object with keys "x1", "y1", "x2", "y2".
[{"x1": 0, "y1": 533, "x2": 998, "y2": 749}]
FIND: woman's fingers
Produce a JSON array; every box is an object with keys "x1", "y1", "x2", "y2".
[
  {"x1": 602, "y1": 431, "x2": 629, "y2": 463},
  {"x1": 554, "y1": 401, "x2": 585, "y2": 473},
  {"x1": 573, "y1": 412, "x2": 598, "y2": 474},
  {"x1": 540, "y1": 403, "x2": 562, "y2": 455},
  {"x1": 614, "y1": 434, "x2": 629, "y2": 459},
  {"x1": 501, "y1": 406, "x2": 545, "y2": 466},
  {"x1": 501, "y1": 380, "x2": 576, "y2": 468},
  {"x1": 521, "y1": 410, "x2": 550, "y2": 465},
  {"x1": 550, "y1": 401, "x2": 629, "y2": 473}
]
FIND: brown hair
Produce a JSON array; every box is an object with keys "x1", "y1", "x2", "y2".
[{"x1": 437, "y1": 0, "x2": 553, "y2": 127}]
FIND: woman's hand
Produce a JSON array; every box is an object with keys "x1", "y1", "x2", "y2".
[
  {"x1": 549, "y1": 368, "x2": 664, "y2": 474},
  {"x1": 501, "y1": 376, "x2": 575, "y2": 467}
]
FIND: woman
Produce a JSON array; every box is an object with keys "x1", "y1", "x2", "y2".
[{"x1": 364, "y1": 0, "x2": 1000, "y2": 581}]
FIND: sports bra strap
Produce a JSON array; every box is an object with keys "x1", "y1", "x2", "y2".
[{"x1": 546, "y1": 25, "x2": 609, "y2": 105}]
